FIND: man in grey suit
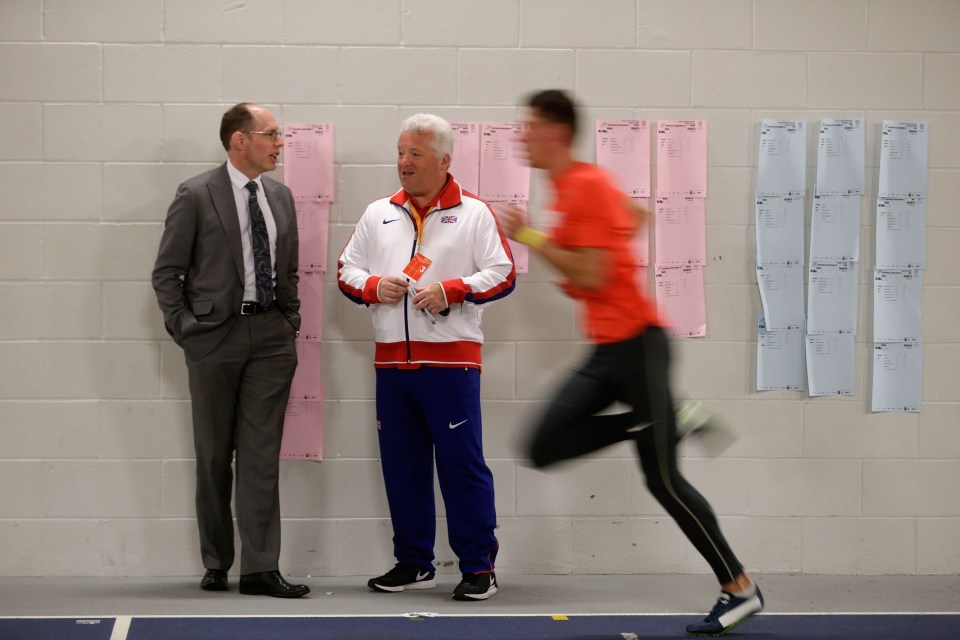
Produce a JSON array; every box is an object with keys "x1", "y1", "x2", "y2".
[{"x1": 152, "y1": 103, "x2": 309, "y2": 598}]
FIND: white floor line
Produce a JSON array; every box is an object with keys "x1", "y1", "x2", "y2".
[
  {"x1": 108, "y1": 615, "x2": 131, "y2": 640},
  {"x1": 3, "y1": 611, "x2": 959, "y2": 620}
]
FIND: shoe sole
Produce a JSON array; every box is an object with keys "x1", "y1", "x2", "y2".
[
  {"x1": 687, "y1": 423, "x2": 738, "y2": 457},
  {"x1": 686, "y1": 612, "x2": 758, "y2": 637},
  {"x1": 368, "y1": 579, "x2": 437, "y2": 593},
  {"x1": 238, "y1": 587, "x2": 310, "y2": 598},
  {"x1": 686, "y1": 598, "x2": 763, "y2": 636},
  {"x1": 452, "y1": 584, "x2": 498, "y2": 601}
]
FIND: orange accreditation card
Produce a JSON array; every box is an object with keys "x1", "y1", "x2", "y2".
[{"x1": 401, "y1": 252, "x2": 432, "y2": 282}]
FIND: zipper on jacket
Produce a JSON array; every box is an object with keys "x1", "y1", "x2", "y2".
[{"x1": 403, "y1": 208, "x2": 418, "y2": 364}]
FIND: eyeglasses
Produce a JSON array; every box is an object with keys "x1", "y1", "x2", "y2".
[{"x1": 245, "y1": 129, "x2": 283, "y2": 142}]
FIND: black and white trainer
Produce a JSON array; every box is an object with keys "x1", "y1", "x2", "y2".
[
  {"x1": 367, "y1": 563, "x2": 436, "y2": 592},
  {"x1": 686, "y1": 586, "x2": 764, "y2": 636},
  {"x1": 452, "y1": 571, "x2": 498, "y2": 601},
  {"x1": 675, "y1": 398, "x2": 738, "y2": 457}
]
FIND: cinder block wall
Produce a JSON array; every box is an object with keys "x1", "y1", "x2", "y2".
[{"x1": 1, "y1": 0, "x2": 958, "y2": 577}]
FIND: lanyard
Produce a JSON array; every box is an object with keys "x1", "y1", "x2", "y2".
[{"x1": 407, "y1": 199, "x2": 435, "y2": 251}]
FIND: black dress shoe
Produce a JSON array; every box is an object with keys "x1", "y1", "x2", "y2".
[
  {"x1": 200, "y1": 569, "x2": 228, "y2": 591},
  {"x1": 239, "y1": 570, "x2": 310, "y2": 598}
]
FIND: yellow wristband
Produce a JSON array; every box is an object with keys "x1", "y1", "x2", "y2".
[{"x1": 514, "y1": 226, "x2": 547, "y2": 249}]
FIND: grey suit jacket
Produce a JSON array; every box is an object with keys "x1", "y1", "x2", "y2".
[{"x1": 152, "y1": 163, "x2": 301, "y2": 360}]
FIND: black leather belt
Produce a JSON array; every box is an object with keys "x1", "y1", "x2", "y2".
[{"x1": 240, "y1": 301, "x2": 275, "y2": 315}]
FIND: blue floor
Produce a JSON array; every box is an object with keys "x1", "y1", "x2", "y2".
[
  {"x1": 3, "y1": 613, "x2": 960, "y2": 639},
  {"x1": 0, "y1": 618, "x2": 114, "y2": 640}
]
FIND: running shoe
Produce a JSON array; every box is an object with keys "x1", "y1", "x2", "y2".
[
  {"x1": 686, "y1": 586, "x2": 764, "y2": 636},
  {"x1": 675, "y1": 398, "x2": 738, "y2": 457},
  {"x1": 367, "y1": 563, "x2": 436, "y2": 592},
  {"x1": 452, "y1": 571, "x2": 498, "y2": 600}
]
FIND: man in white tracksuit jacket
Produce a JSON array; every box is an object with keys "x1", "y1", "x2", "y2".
[{"x1": 337, "y1": 113, "x2": 515, "y2": 601}]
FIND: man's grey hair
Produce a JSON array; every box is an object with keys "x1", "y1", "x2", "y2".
[{"x1": 401, "y1": 113, "x2": 454, "y2": 159}]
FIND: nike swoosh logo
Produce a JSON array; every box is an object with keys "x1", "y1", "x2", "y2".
[
  {"x1": 382, "y1": 218, "x2": 400, "y2": 224},
  {"x1": 449, "y1": 419, "x2": 468, "y2": 429},
  {"x1": 416, "y1": 571, "x2": 430, "y2": 581}
]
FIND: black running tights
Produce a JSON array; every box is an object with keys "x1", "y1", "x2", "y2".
[{"x1": 526, "y1": 326, "x2": 744, "y2": 584}]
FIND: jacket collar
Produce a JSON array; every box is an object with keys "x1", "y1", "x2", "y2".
[{"x1": 389, "y1": 173, "x2": 463, "y2": 211}]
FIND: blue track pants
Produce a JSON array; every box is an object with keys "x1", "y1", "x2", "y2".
[{"x1": 375, "y1": 367, "x2": 498, "y2": 575}]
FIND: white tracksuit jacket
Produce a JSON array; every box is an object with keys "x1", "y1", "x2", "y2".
[{"x1": 337, "y1": 176, "x2": 516, "y2": 369}]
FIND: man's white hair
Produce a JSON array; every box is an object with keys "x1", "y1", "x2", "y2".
[{"x1": 401, "y1": 113, "x2": 454, "y2": 159}]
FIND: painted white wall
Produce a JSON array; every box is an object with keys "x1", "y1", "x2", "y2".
[{"x1": 1, "y1": 0, "x2": 958, "y2": 577}]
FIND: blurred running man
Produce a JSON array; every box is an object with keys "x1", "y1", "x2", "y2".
[{"x1": 499, "y1": 89, "x2": 763, "y2": 637}]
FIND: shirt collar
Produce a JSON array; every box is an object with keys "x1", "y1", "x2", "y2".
[
  {"x1": 226, "y1": 159, "x2": 264, "y2": 193},
  {"x1": 550, "y1": 161, "x2": 582, "y2": 188}
]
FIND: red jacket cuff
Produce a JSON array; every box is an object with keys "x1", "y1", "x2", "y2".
[
  {"x1": 440, "y1": 278, "x2": 469, "y2": 305},
  {"x1": 363, "y1": 276, "x2": 383, "y2": 304}
]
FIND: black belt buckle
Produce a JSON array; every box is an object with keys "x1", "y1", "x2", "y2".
[{"x1": 241, "y1": 301, "x2": 275, "y2": 315}]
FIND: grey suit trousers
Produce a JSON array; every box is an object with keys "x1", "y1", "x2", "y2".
[{"x1": 185, "y1": 307, "x2": 297, "y2": 575}]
